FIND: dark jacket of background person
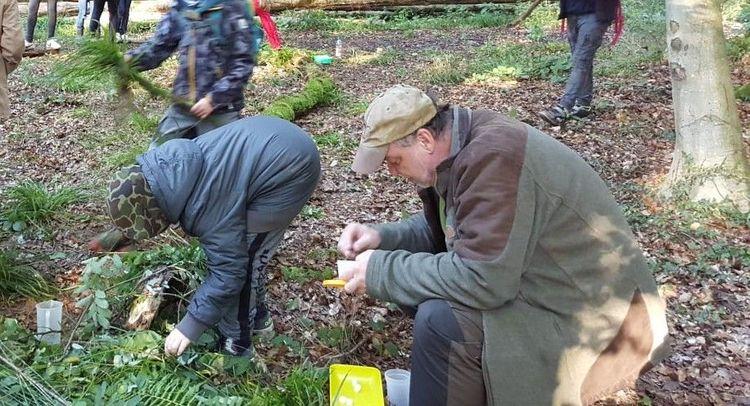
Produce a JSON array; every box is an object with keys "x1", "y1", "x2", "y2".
[
  {"x1": 126, "y1": 0, "x2": 256, "y2": 112},
  {"x1": 559, "y1": 0, "x2": 619, "y2": 23},
  {"x1": 366, "y1": 108, "x2": 670, "y2": 405},
  {"x1": 136, "y1": 116, "x2": 321, "y2": 341},
  {"x1": 0, "y1": 0, "x2": 22, "y2": 119}
]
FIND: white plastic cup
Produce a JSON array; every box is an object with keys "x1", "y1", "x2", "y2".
[
  {"x1": 337, "y1": 260, "x2": 356, "y2": 275},
  {"x1": 385, "y1": 369, "x2": 410, "y2": 406},
  {"x1": 36, "y1": 300, "x2": 63, "y2": 344}
]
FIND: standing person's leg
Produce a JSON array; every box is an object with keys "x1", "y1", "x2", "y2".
[
  {"x1": 105, "y1": 0, "x2": 117, "y2": 41},
  {"x1": 25, "y1": 0, "x2": 41, "y2": 45},
  {"x1": 116, "y1": 0, "x2": 131, "y2": 35},
  {"x1": 45, "y1": 0, "x2": 60, "y2": 49},
  {"x1": 559, "y1": 15, "x2": 581, "y2": 111},
  {"x1": 89, "y1": 0, "x2": 104, "y2": 34},
  {"x1": 566, "y1": 14, "x2": 609, "y2": 110},
  {"x1": 75, "y1": 0, "x2": 88, "y2": 35},
  {"x1": 410, "y1": 299, "x2": 485, "y2": 406},
  {"x1": 216, "y1": 227, "x2": 287, "y2": 356}
]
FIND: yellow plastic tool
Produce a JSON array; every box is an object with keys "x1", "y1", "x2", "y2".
[
  {"x1": 329, "y1": 364, "x2": 384, "y2": 406},
  {"x1": 323, "y1": 279, "x2": 346, "y2": 288}
]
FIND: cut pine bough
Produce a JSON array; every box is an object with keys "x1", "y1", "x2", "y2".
[
  {"x1": 55, "y1": 39, "x2": 190, "y2": 108},
  {"x1": 262, "y1": 75, "x2": 338, "y2": 121}
]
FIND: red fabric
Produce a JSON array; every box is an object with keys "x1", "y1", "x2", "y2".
[
  {"x1": 252, "y1": 0, "x2": 282, "y2": 49},
  {"x1": 610, "y1": 0, "x2": 624, "y2": 46}
]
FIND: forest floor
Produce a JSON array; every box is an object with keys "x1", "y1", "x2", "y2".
[{"x1": 1, "y1": 1, "x2": 749, "y2": 404}]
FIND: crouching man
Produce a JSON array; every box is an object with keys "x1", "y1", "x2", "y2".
[
  {"x1": 91, "y1": 116, "x2": 320, "y2": 358},
  {"x1": 337, "y1": 85, "x2": 669, "y2": 405}
]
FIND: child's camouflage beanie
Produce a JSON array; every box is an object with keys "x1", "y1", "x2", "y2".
[{"x1": 107, "y1": 164, "x2": 169, "y2": 241}]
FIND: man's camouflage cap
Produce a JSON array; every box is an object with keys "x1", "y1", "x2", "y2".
[{"x1": 106, "y1": 165, "x2": 169, "y2": 241}]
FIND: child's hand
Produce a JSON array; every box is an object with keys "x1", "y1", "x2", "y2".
[
  {"x1": 191, "y1": 96, "x2": 214, "y2": 119},
  {"x1": 165, "y1": 328, "x2": 192, "y2": 356}
]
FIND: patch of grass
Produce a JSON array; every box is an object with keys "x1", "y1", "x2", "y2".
[
  {"x1": 279, "y1": 5, "x2": 514, "y2": 33},
  {"x1": 258, "y1": 46, "x2": 311, "y2": 73},
  {"x1": 105, "y1": 144, "x2": 148, "y2": 168},
  {"x1": 422, "y1": 54, "x2": 470, "y2": 85},
  {"x1": 317, "y1": 325, "x2": 354, "y2": 349},
  {"x1": 301, "y1": 205, "x2": 325, "y2": 220},
  {"x1": 0, "y1": 251, "x2": 56, "y2": 300},
  {"x1": 0, "y1": 181, "x2": 83, "y2": 232},
  {"x1": 424, "y1": 42, "x2": 571, "y2": 85},
  {"x1": 281, "y1": 266, "x2": 334, "y2": 284},
  {"x1": 727, "y1": 33, "x2": 750, "y2": 61},
  {"x1": 308, "y1": 247, "x2": 338, "y2": 261},
  {"x1": 313, "y1": 131, "x2": 358, "y2": 150},
  {"x1": 127, "y1": 20, "x2": 158, "y2": 34},
  {"x1": 346, "y1": 100, "x2": 369, "y2": 117}
]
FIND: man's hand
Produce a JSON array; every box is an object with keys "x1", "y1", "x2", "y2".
[
  {"x1": 190, "y1": 96, "x2": 214, "y2": 120},
  {"x1": 338, "y1": 250, "x2": 373, "y2": 295},
  {"x1": 337, "y1": 223, "x2": 381, "y2": 259},
  {"x1": 164, "y1": 328, "x2": 191, "y2": 356}
]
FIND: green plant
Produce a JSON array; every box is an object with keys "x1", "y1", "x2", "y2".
[
  {"x1": 0, "y1": 251, "x2": 55, "y2": 300},
  {"x1": 281, "y1": 266, "x2": 334, "y2": 284},
  {"x1": 262, "y1": 75, "x2": 338, "y2": 121},
  {"x1": 1, "y1": 181, "x2": 83, "y2": 232},
  {"x1": 56, "y1": 39, "x2": 180, "y2": 104},
  {"x1": 301, "y1": 205, "x2": 325, "y2": 219},
  {"x1": 422, "y1": 54, "x2": 470, "y2": 85},
  {"x1": 75, "y1": 243, "x2": 207, "y2": 332}
]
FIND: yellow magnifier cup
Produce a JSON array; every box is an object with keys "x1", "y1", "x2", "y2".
[{"x1": 323, "y1": 279, "x2": 346, "y2": 288}]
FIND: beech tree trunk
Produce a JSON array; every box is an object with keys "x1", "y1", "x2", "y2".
[
  {"x1": 664, "y1": 0, "x2": 750, "y2": 212},
  {"x1": 269, "y1": 0, "x2": 518, "y2": 12}
]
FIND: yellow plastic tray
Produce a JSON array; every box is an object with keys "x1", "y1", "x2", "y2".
[{"x1": 329, "y1": 364, "x2": 384, "y2": 406}]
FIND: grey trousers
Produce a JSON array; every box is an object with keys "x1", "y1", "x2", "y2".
[
  {"x1": 150, "y1": 104, "x2": 240, "y2": 149},
  {"x1": 216, "y1": 227, "x2": 286, "y2": 343},
  {"x1": 560, "y1": 13, "x2": 610, "y2": 110},
  {"x1": 409, "y1": 299, "x2": 485, "y2": 406},
  {"x1": 25, "y1": 0, "x2": 57, "y2": 41}
]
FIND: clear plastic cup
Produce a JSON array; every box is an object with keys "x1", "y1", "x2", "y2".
[
  {"x1": 384, "y1": 369, "x2": 410, "y2": 406},
  {"x1": 337, "y1": 260, "x2": 356, "y2": 275},
  {"x1": 36, "y1": 300, "x2": 63, "y2": 344}
]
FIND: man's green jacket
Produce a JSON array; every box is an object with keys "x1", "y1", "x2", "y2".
[{"x1": 366, "y1": 108, "x2": 670, "y2": 405}]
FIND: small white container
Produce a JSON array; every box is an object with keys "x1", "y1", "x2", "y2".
[
  {"x1": 384, "y1": 369, "x2": 410, "y2": 406},
  {"x1": 337, "y1": 260, "x2": 356, "y2": 275},
  {"x1": 335, "y1": 38, "x2": 343, "y2": 58},
  {"x1": 36, "y1": 300, "x2": 63, "y2": 344}
]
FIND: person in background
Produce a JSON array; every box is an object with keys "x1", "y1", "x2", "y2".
[
  {"x1": 115, "y1": 0, "x2": 131, "y2": 42},
  {"x1": 24, "y1": 0, "x2": 61, "y2": 50},
  {"x1": 1, "y1": 0, "x2": 23, "y2": 119},
  {"x1": 125, "y1": 0, "x2": 258, "y2": 148},
  {"x1": 90, "y1": 116, "x2": 321, "y2": 358},
  {"x1": 337, "y1": 85, "x2": 669, "y2": 405},
  {"x1": 538, "y1": 0, "x2": 623, "y2": 125},
  {"x1": 89, "y1": 0, "x2": 118, "y2": 39},
  {"x1": 75, "y1": 0, "x2": 90, "y2": 38}
]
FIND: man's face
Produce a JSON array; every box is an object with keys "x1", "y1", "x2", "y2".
[{"x1": 384, "y1": 132, "x2": 439, "y2": 188}]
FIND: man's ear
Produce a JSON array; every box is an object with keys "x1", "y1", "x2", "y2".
[{"x1": 415, "y1": 128, "x2": 436, "y2": 153}]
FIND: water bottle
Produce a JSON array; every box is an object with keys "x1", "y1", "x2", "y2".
[{"x1": 335, "y1": 38, "x2": 342, "y2": 58}]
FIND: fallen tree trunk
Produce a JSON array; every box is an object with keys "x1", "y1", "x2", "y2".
[
  {"x1": 270, "y1": 0, "x2": 521, "y2": 12},
  {"x1": 18, "y1": 1, "x2": 78, "y2": 17}
]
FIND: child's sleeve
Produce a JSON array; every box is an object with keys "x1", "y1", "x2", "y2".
[
  {"x1": 127, "y1": 8, "x2": 183, "y2": 71},
  {"x1": 206, "y1": 5, "x2": 255, "y2": 107}
]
